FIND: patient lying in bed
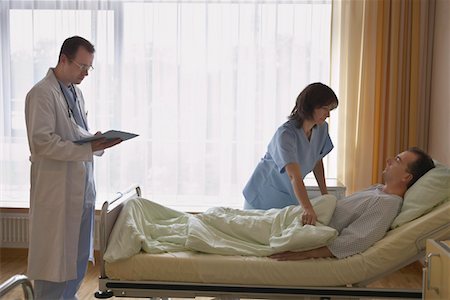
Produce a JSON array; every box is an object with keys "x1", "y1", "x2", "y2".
[{"x1": 104, "y1": 148, "x2": 437, "y2": 263}]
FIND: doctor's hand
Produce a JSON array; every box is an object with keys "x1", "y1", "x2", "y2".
[
  {"x1": 90, "y1": 132, "x2": 122, "y2": 152},
  {"x1": 301, "y1": 207, "x2": 317, "y2": 226}
]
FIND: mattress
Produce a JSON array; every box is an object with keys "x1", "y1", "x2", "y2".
[{"x1": 105, "y1": 201, "x2": 449, "y2": 287}]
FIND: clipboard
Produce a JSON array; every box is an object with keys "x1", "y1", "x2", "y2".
[{"x1": 75, "y1": 130, "x2": 139, "y2": 144}]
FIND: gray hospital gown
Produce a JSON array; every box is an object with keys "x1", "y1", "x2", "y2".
[{"x1": 327, "y1": 185, "x2": 402, "y2": 259}]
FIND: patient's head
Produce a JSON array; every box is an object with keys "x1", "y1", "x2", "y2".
[
  {"x1": 383, "y1": 147, "x2": 435, "y2": 194},
  {"x1": 404, "y1": 147, "x2": 435, "y2": 189}
]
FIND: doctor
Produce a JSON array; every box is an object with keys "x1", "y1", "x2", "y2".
[
  {"x1": 243, "y1": 83, "x2": 338, "y2": 226},
  {"x1": 25, "y1": 36, "x2": 121, "y2": 299}
]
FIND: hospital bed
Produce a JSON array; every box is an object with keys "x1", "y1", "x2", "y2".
[{"x1": 95, "y1": 167, "x2": 450, "y2": 299}]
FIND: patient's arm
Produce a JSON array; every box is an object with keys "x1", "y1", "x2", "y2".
[{"x1": 269, "y1": 246, "x2": 334, "y2": 261}]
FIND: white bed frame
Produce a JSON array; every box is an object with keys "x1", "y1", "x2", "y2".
[{"x1": 94, "y1": 185, "x2": 441, "y2": 299}]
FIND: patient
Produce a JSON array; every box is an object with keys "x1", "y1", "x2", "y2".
[{"x1": 270, "y1": 147, "x2": 435, "y2": 261}]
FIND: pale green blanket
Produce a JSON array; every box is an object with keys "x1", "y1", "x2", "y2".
[{"x1": 104, "y1": 195, "x2": 338, "y2": 263}]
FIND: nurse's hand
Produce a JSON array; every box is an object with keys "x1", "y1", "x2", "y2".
[
  {"x1": 90, "y1": 132, "x2": 122, "y2": 152},
  {"x1": 301, "y1": 207, "x2": 317, "y2": 225}
]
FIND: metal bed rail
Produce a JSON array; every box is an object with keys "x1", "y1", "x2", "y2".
[
  {"x1": 0, "y1": 274, "x2": 34, "y2": 300},
  {"x1": 98, "y1": 279, "x2": 422, "y2": 299}
]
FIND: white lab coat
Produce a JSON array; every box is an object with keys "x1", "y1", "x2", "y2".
[{"x1": 25, "y1": 69, "x2": 93, "y2": 282}]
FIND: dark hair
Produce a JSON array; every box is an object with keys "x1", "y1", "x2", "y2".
[
  {"x1": 58, "y1": 36, "x2": 95, "y2": 63},
  {"x1": 288, "y1": 82, "x2": 338, "y2": 128},
  {"x1": 406, "y1": 147, "x2": 435, "y2": 189}
]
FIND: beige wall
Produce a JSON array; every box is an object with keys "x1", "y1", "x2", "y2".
[{"x1": 429, "y1": 0, "x2": 450, "y2": 165}]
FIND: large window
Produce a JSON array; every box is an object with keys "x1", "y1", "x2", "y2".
[{"x1": 0, "y1": 0, "x2": 336, "y2": 210}]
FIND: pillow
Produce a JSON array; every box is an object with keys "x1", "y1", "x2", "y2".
[{"x1": 390, "y1": 161, "x2": 450, "y2": 228}]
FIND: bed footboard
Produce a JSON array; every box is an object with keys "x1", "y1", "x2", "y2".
[{"x1": 95, "y1": 184, "x2": 141, "y2": 298}]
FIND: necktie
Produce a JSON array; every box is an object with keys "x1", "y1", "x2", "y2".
[{"x1": 69, "y1": 85, "x2": 87, "y2": 130}]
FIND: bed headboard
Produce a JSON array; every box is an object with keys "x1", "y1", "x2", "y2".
[{"x1": 98, "y1": 184, "x2": 141, "y2": 279}]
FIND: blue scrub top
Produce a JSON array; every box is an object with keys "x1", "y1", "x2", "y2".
[{"x1": 243, "y1": 119, "x2": 333, "y2": 210}]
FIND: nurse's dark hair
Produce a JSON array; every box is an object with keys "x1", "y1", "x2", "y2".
[
  {"x1": 58, "y1": 36, "x2": 95, "y2": 62},
  {"x1": 405, "y1": 147, "x2": 435, "y2": 189},
  {"x1": 288, "y1": 82, "x2": 338, "y2": 128}
]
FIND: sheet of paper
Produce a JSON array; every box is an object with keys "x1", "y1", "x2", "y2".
[{"x1": 74, "y1": 130, "x2": 139, "y2": 144}]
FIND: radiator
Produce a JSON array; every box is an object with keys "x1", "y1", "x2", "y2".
[
  {"x1": 0, "y1": 213, "x2": 28, "y2": 248},
  {"x1": 0, "y1": 213, "x2": 101, "y2": 249}
]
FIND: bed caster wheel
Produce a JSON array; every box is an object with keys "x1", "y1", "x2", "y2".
[{"x1": 95, "y1": 290, "x2": 113, "y2": 298}]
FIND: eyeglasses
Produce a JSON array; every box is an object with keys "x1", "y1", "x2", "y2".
[
  {"x1": 70, "y1": 60, "x2": 94, "y2": 72},
  {"x1": 391, "y1": 155, "x2": 412, "y2": 173}
]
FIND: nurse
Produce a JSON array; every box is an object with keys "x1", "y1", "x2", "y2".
[{"x1": 243, "y1": 82, "x2": 338, "y2": 225}]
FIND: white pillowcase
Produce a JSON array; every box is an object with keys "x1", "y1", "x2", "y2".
[{"x1": 391, "y1": 161, "x2": 450, "y2": 229}]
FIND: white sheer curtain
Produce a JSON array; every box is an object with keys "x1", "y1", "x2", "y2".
[{"x1": 0, "y1": 0, "x2": 334, "y2": 210}]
